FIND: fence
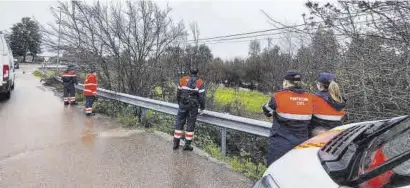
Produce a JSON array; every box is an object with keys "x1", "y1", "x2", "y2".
[{"x1": 55, "y1": 76, "x2": 272, "y2": 156}]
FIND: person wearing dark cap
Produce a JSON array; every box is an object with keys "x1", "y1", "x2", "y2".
[
  {"x1": 83, "y1": 68, "x2": 98, "y2": 116},
  {"x1": 309, "y1": 73, "x2": 346, "y2": 137},
  {"x1": 61, "y1": 64, "x2": 78, "y2": 105},
  {"x1": 172, "y1": 68, "x2": 206, "y2": 151},
  {"x1": 262, "y1": 70, "x2": 313, "y2": 166}
]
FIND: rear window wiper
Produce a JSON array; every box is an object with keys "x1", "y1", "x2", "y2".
[{"x1": 356, "y1": 116, "x2": 409, "y2": 147}]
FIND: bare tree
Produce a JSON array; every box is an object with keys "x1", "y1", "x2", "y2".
[{"x1": 42, "y1": 0, "x2": 186, "y2": 97}]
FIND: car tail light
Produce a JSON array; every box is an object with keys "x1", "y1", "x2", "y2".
[{"x1": 3, "y1": 64, "x2": 9, "y2": 81}]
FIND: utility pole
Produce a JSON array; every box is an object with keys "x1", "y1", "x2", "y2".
[
  {"x1": 56, "y1": 7, "x2": 62, "y2": 73},
  {"x1": 267, "y1": 38, "x2": 272, "y2": 51}
]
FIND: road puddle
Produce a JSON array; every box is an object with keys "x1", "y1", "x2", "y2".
[{"x1": 98, "y1": 128, "x2": 144, "y2": 138}]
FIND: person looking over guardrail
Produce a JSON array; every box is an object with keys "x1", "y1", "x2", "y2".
[
  {"x1": 173, "y1": 68, "x2": 206, "y2": 151},
  {"x1": 61, "y1": 64, "x2": 78, "y2": 105},
  {"x1": 262, "y1": 70, "x2": 313, "y2": 166},
  {"x1": 309, "y1": 73, "x2": 346, "y2": 137},
  {"x1": 83, "y1": 68, "x2": 98, "y2": 116}
]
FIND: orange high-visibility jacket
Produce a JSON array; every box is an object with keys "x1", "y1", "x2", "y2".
[
  {"x1": 274, "y1": 90, "x2": 313, "y2": 121},
  {"x1": 312, "y1": 94, "x2": 345, "y2": 121},
  {"x1": 61, "y1": 71, "x2": 77, "y2": 84},
  {"x1": 83, "y1": 73, "x2": 97, "y2": 96}
]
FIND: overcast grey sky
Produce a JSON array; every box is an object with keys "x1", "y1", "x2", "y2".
[{"x1": 0, "y1": 0, "x2": 309, "y2": 59}]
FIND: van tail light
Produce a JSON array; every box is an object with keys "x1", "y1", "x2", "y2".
[{"x1": 3, "y1": 65, "x2": 9, "y2": 81}]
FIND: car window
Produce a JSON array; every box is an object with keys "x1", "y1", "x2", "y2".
[{"x1": 359, "y1": 118, "x2": 410, "y2": 187}]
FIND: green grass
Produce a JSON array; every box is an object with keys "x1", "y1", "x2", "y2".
[
  {"x1": 33, "y1": 70, "x2": 42, "y2": 78},
  {"x1": 214, "y1": 88, "x2": 270, "y2": 113},
  {"x1": 204, "y1": 143, "x2": 266, "y2": 180},
  {"x1": 117, "y1": 114, "x2": 138, "y2": 126},
  {"x1": 33, "y1": 70, "x2": 57, "y2": 79},
  {"x1": 46, "y1": 70, "x2": 56, "y2": 77},
  {"x1": 155, "y1": 87, "x2": 163, "y2": 95},
  {"x1": 155, "y1": 86, "x2": 270, "y2": 113},
  {"x1": 75, "y1": 93, "x2": 86, "y2": 105}
]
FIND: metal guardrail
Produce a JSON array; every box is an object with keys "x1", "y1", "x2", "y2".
[{"x1": 54, "y1": 76, "x2": 272, "y2": 156}]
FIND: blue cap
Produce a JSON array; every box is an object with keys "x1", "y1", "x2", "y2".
[
  {"x1": 284, "y1": 70, "x2": 301, "y2": 81},
  {"x1": 317, "y1": 73, "x2": 335, "y2": 84}
]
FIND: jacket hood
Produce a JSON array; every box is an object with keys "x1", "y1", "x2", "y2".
[
  {"x1": 187, "y1": 76, "x2": 199, "y2": 88},
  {"x1": 315, "y1": 91, "x2": 346, "y2": 111},
  {"x1": 286, "y1": 86, "x2": 306, "y2": 94}
]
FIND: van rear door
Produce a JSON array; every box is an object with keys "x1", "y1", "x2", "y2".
[{"x1": 0, "y1": 35, "x2": 6, "y2": 85}]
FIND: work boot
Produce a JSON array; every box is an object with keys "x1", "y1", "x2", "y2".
[
  {"x1": 173, "y1": 138, "x2": 180, "y2": 150},
  {"x1": 183, "y1": 140, "x2": 193, "y2": 151},
  {"x1": 86, "y1": 113, "x2": 96, "y2": 116},
  {"x1": 64, "y1": 102, "x2": 69, "y2": 106},
  {"x1": 183, "y1": 144, "x2": 193, "y2": 151},
  {"x1": 70, "y1": 101, "x2": 78, "y2": 105}
]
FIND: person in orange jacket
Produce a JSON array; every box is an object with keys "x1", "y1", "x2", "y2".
[
  {"x1": 61, "y1": 64, "x2": 78, "y2": 105},
  {"x1": 309, "y1": 73, "x2": 346, "y2": 137},
  {"x1": 83, "y1": 68, "x2": 98, "y2": 116},
  {"x1": 262, "y1": 70, "x2": 313, "y2": 166}
]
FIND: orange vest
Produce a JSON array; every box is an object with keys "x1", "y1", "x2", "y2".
[
  {"x1": 61, "y1": 71, "x2": 76, "y2": 82},
  {"x1": 83, "y1": 73, "x2": 97, "y2": 96},
  {"x1": 274, "y1": 90, "x2": 313, "y2": 121},
  {"x1": 312, "y1": 95, "x2": 345, "y2": 121},
  {"x1": 179, "y1": 76, "x2": 204, "y2": 90}
]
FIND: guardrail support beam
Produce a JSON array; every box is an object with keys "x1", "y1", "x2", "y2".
[
  {"x1": 140, "y1": 107, "x2": 148, "y2": 127},
  {"x1": 221, "y1": 127, "x2": 227, "y2": 156}
]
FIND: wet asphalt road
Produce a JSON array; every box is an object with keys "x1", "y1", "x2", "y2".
[{"x1": 0, "y1": 65, "x2": 252, "y2": 188}]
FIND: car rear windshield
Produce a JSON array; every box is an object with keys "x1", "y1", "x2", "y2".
[{"x1": 360, "y1": 118, "x2": 410, "y2": 176}]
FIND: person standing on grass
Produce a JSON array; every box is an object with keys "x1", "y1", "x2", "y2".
[
  {"x1": 309, "y1": 73, "x2": 346, "y2": 137},
  {"x1": 262, "y1": 70, "x2": 313, "y2": 166},
  {"x1": 83, "y1": 68, "x2": 98, "y2": 116},
  {"x1": 173, "y1": 68, "x2": 206, "y2": 151}
]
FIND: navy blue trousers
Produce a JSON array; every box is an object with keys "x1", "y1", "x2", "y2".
[
  {"x1": 267, "y1": 125, "x2": 307, "y2": 167},
  {"x1": 85, "y1": 96, "x2": 95, "y2": 114}
]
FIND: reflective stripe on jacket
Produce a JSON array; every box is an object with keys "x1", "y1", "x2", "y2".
[
  {"x1": 61, "y1": 71, "x2": 77, "y2": 84},
  {"x1": 83, "y1": 73, "x2": 97, "y2": 96}
]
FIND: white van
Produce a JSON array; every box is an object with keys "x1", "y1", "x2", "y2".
[{"x1": 0, "y1": 33, "x2": 16, "y2": 99}]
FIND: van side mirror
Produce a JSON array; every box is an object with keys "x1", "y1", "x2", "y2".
[{"x1": 13, "y1": 59, "x2": 17, "y2": 62}]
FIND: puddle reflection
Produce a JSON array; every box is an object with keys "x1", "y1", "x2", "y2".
[{"x1": 81, "y1": 118, "x2": 96, "y2": 149}]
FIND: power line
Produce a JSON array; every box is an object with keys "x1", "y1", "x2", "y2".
[
  {"x1": 200, "y1": 32, "x2": 291, "y2": 43},
  {"x1": 190, "y1": 17, "x2": 391, "y2": 45},
  {"x1": 189, "y1": 37, "x2": 284, "y2": 45},
  {"x1": 188, "y1": 9, "x2": 397, "y2": 44},
  {"x1": 188, "y1": 24, "x2": 306, "y2": 42},
  {"x1": 183, "y1": 9, "x2": 400, "y2": 47}
]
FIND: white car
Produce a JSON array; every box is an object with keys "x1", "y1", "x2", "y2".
[
  {"x1": 0, "y1": 33, "x2": 16, "y2": 99},
  {"x1": 253, "y1": 115, "x2": 410, "y2": 188}
]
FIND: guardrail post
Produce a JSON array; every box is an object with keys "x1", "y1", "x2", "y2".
[
  {"x1": 221, "y1": 127, "x2": 227, "y2": 156},
  {"x1": 140, "y1": 107, "x2": 148, "y2": 127}
]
